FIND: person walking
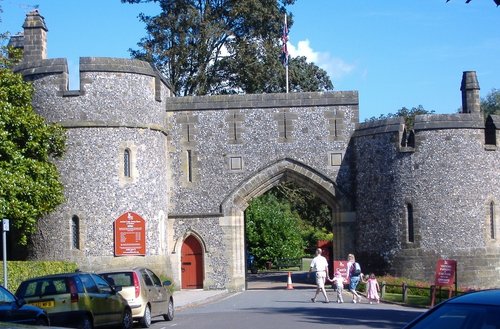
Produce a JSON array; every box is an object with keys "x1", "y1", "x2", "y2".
[
  {"x1": 347, "y1": 253, "x2": 362, "y2": 303},
  {"x1": 308, "y1": 248, "x2": 330, "y2": 303},
  {"x1": 366, "y1": 273, "x2": 380, "y2": 304},
  {"x1": 330, "y1": 270, "x2": 345, "y2": 303}
]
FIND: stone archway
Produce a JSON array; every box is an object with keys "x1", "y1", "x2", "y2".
[{"x1": 220, "y1": 158, "x2": 355, "y2": 291}]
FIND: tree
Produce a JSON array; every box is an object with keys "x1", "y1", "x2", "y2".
[
  {"x1": 245, "y1": 193, "x2": 304, "y2": 268},
  {"x1": 0, "y1": 41, "x2": 66, "y2": 245},
  {"x1": 122, "y1": 0, "x2": 333, "y2": 95},
  {"x1": 289, "y1": 56, "x2": 333, "y2": 92},
  {"x1": 446, "y1": 0, "x2": 500, "y2": 6},
  {"x1": 365, "y1": 105, "x2": 434, "y2": 129},
  {"x1": 481, "y1": 89, "x2": 500, "y2": 117}
]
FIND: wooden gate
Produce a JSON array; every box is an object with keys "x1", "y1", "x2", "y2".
[{"x1": 181, "y1": 235, "x2": 203, "y2": 289}]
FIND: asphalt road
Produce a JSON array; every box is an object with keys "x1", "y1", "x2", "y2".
[{"x1": 153, "y1": 288, "x2": 426, "y2": 329}]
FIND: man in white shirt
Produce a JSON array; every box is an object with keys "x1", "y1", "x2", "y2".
[{"x1": 308, "y1": 248, "x2": 330, "y2": 303}]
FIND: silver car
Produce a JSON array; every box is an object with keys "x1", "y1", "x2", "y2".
[{"x1": 98, "y1": 268, "x2": 174, "y2": 328}]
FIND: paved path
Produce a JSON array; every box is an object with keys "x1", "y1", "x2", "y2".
[{"x1": 174, "y1": 271, "x2": 338, "y2": 310}]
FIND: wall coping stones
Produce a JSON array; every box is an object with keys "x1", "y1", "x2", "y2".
[
  {"x1": 58, "y1": 120, "x2": 168, "y2": 136},
  {"x1": 352, "y1": 117, "x2": 403, "y2": 137},
  {"x1": 165, "y1": 91, "x2": 359, "y2": 111},
  {"x1": 14, "y1": 58, "x2": 68, "y2": 76},
  {"x1": 79, "y1": 57, "x2": 157, "y2": 77},
  {"x1": 414, "y1": 113, "x2": 484, "y2": 130}
]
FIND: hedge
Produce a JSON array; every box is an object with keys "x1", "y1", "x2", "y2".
[{"x1": 0, "y1": 261, "x2": 78, "y2": 292}]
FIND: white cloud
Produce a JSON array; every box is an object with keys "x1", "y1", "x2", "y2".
[{"x1": 288, "y1": 39, "x2": 355, "y2": 80}]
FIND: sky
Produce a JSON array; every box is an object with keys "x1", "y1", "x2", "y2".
[{"x1": 1, "y1": 0, "x2": 499, "y2": 121}]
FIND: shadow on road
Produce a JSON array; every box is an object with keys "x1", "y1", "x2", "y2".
[
  {"x1": 246, "y1": 271, "x2": 322, "y2": 290},
  {"x1": 240, "y1": 304, "x2": 422, "y2": 328}
]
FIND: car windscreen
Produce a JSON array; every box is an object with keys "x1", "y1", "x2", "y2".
[
  {"x1": 406, "y1": 303, "x2": 500, "y2": 329},
  {"x1": 16, "y1": 278, "x2": 69, "y2": 298},
  {"x1": 100, "y1": 272, "x2": 134, "y2": 287}
]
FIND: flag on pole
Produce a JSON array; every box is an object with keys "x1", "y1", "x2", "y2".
[{"x1": 280, "y1": 16, "x2": 289, "y2": 66}]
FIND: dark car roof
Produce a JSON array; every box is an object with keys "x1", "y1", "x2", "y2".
[
  {"x1": 447, "y1": 289, "x2": 500, "y2": 306},
  {"x1": 98, "y1": 267, "x2": 150, "y2": 273},
  {"x1": 19, "y1": 271, "x2": 92, "y2": 281}
]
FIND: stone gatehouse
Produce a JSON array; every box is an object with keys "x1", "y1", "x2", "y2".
[{"x1": 9, "y1": 11, "x2": 500, "y2": 290}]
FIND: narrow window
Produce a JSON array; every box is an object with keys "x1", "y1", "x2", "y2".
[
  {"x1": 485, "y1": 116, "x2": 496, "y2": 146},
  {"x1": 283, "y1": 111, "x2": 288, "y2": 139},
  {"x1": 187, "y1": 150, "x2": 192, "y2": 182},
  {"x1": 124, "y1": 149, "x2": 131, "y2": 177},
  {"x1": 490, "y1": 201, "x2": 496, "y2": 239},
  {"x1": 71, "y1": 215, "x2": 80, "y2": 249},
  {"x1": 407, "y1": 204, "x2": 414, "y2": 243}
]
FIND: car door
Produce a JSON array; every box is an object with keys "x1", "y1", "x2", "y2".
[
  {"x1": 139, "y1": 269, "x2": 161, "y2": 317},
  {"x1": 144, "y1": 269, "x2": 169, "y2": 317},
  {"x1": 0, "y1": 287, "x2": 36, "y2": 324},
  {"x1": 90, "y1": 274, "x2": 124, "y2": 326}
]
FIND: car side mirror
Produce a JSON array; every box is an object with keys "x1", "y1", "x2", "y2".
[
  {"x1": 16, "y1": 298, "x2": 27, "y2": 308},
  {"x1": 163, "y1": 280, "x2": 172, "y2": 287},
  {"x1": 112, "y1": 285, "x2": 123, "y2": 293}
]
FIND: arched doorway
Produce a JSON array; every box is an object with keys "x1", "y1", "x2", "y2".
[
  {"x1": 181, "y1": 235, "x2": 204, "y2": 289},
  {"x1": 220, "y1": 159, "x2": 355, "y2": 290}
]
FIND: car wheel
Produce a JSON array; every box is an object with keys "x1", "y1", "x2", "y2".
[
  {"x1": 122, "y1": 308, "x2": 133, "y2": 329},
  {"x1": 140, "y1": 305, "x2": 152, "y2": 328},
  {"x1": 35, "y1": 316, "x2": 49, "y2": 326},
  {"x1": 163, "y1": 298, "x2": 174, "y2": 321},
  {"x1": 78, "y1": 315, "x2": 93, "y2": 329}
]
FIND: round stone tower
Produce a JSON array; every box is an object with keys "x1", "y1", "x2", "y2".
[{"x1": 13, "y1": 10, "x2": 173, "y2": 275}]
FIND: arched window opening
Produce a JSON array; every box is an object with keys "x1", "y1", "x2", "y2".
[
  {"x1": 124, "y1": 149, "x2": 131, "y2": 177},
  {"x1": 485, "y1": 116, "x2": 497, "y2": 146},
  {"x1": 490, "y1": 201, "x2": 496, "y2": 240},
  {"x1": 407, "y1": 203, "x2": 414, "y2": 243},
  {"x1": 71, "y1": 215, "x2": 80, "y2": 249}
]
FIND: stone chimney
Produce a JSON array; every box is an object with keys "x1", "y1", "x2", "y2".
[
  {"x1": 460, "y1": 71, "x2": 480, "y2": 114},
  {"x1": 21, "y1": 9, "x2": 48, "y2": 62}
]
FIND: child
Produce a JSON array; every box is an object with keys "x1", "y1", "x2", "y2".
[
  {"x1": 366, "y1": 273, "x2": 380, "y2": 304},
  {"x1": 330, "y1": 270, "x2": 345, "y2": 303}
]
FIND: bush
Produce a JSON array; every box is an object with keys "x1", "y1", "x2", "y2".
[
  {"x1": 379, "y1": 275, "x2": 430, "y2": 297},
  {"x1": 0, "y1": 261, "x2": 78, "y2": 291}
]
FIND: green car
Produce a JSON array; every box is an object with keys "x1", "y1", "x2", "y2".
[{"x1": 15, "y1": 272, "x2": 132, "y2": 329}]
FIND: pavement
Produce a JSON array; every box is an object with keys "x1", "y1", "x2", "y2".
[{"x1": 174, "y1": 271, "x2": 315, "y2": 310}]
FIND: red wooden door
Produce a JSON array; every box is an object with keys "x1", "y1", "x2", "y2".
[{"x1": 181, "y1": 235, "x2": 203, "y2": 289}]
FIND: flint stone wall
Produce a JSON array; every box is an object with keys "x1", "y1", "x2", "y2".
[{"x1": 353, "y1": 114, "x2": 500, "y2": 289}]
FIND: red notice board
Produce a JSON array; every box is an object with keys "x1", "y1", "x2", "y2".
[
  {"x1": 114, "y1": 212, "x2": 146, "y2": 256},
  {"x1": 434, "y1": 259, "x2": 457, "y2": 286},
  {"x1": 334, "y1": 260, "x2": 349, "y2": 283}
]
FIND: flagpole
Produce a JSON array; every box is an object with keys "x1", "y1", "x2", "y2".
[{"x1": 285, "y1": 13, "x2": 289, "y2": 94}]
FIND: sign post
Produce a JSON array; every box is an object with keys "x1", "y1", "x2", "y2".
[
  {"x1": 431, "y1": 258, "x2": 457, "y2": 306},
  {"x1": 114, "y1": 212, "x2": 146, "y2": 256},
  {"x1": 333, "y1": 260, "x2": 349, "y2": 284},
  {"x1": 2, "y1": 219, "x2": 9, "y2": 289}
]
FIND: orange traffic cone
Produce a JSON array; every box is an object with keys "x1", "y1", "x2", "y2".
[{"x1": 286, "y1": 271, "x2": 294, "y2": 290}]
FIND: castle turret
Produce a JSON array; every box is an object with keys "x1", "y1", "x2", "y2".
[
  {"x1": 21, "y1": 10, "x2": 48, "y2": 62},
  {"x1": 461, "y1": 71, "x2": 480, "y2": 114}
]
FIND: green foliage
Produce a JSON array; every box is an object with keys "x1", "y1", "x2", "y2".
[
  {"x1": 289, "y1": 56, "x2": 333, "y2": 92},
  {"x1": 272, "y1": 181, "x2": 332, "y2": 235},
  {"x1": 0, "y1": 44, "x2": 66, "y2": 245},
  {"x1": 379, "y1": 275, "x2": 431, "y2": 297},
  {"x1": 245, "y1": 193, "x2": 304, "y2": 267},
  {"x1": 446, "y1": 0, "x2": 500, "y2": 6},
  {"x1": 365, "y1": 105, "x2": 434, "y2": 129},
  {"x1": 123, "y1": 0, "x2": 333, "y2": 95},
  {"x1": 481, "y1": 88, "x2": 500, "y2": 117},
  {"x1": 0, "y1": 261, "x2": 78, "y2": 291}
]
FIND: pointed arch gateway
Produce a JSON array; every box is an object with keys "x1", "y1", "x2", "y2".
[{"x1": 220, "y1": 158, "x2": 355, "y2": 290}]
